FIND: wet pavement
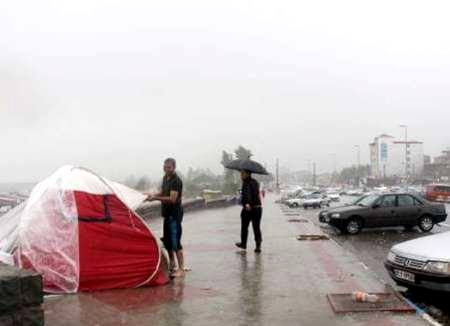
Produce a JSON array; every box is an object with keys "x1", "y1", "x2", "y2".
[
  {"x1": 43, "y1": 196, "x2": 426, "y2": 326},
  {"x1": 294, "y1": 196, "x2": 450, "y2": 325}
]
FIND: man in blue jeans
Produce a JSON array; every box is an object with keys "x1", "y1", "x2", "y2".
[{"x1": 147, "y1": 158, "x2": 185, "y2": 278}]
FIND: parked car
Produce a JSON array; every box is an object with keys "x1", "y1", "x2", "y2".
[
  {"x1": 319, "y1": 193, "x2": 447, "y2": 235},
  {"x1": 425, "y1": 184, "x2": 450, "y2": 203},
  {"x1": 327, "y1": 193, "x2": 341, "y2": 202},
  {"x1": 303, "y1": 193, "x2": 330, "y2": 209},
  {"x1": 286, "y1": 196, "x2": 304, "y2": 208},
  {"x1": 385, "y1": 231, "x2": 450, "y2": 292}
]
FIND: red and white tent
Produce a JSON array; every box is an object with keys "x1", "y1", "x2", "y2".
[{"x1": 0, "y1": 166, "x2": 169, "y2": 293}]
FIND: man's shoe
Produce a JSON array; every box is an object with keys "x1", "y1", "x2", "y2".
[
  {"x1": 235, "y1": 242, "x2": 247, "y2": 250},
  {"x1": 255, "y1": 247, "x2": 262, "y2": 254}
]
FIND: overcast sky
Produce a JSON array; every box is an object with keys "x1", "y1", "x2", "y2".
[{"x1": 1, "y1": 0, "x2": 450, "y2": 182}]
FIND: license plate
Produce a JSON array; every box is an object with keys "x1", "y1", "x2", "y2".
[{"x1": 394, "y1": 269, "x2": 415, "y2": 283}]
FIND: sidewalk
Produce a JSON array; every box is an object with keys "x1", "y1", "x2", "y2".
[{"x1": 44, "y1": 196, "x2": 427, "y2": 326}]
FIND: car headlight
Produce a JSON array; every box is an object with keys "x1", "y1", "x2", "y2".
[
  {"x1": 424, "y1": 261, "x2": 450, "y2": 275},
  {"x1": 387, "y1": 251, "x2": 396, "y2": 263},
  {"x1": 331, "y1": 213, "x2": 340, "y2": 218}
]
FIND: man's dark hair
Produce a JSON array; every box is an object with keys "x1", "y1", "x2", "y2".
[{"x1": 164, "y1": 158, "x2": 177, "y2": 168}]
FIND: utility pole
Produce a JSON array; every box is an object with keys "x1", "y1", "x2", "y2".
[
  {"x1": 312, "y1": 162, "x2": 317, "y2": 187},
  {"x1": 329, "y1": 153, "x2": 337, "y2": 184},
  {"x1": 354, "y1": 145, "x2": 361, "y2": 186},
  {"x1": 399, "y1": 125, "x2": 408, "y2": 180}
]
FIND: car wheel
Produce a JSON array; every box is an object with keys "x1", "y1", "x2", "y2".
[
  {"x1": 346, "y1": 218, "x2": 362, "y2": 235},
  {"x1": 303, "y1": 205, "x2": 308, "y2": 210},
  {"x1": 292, "y1": 203, "x2": 299, "y2": 208},
  {"x1": 418, "y1": 215, "x2": 434, "y2": 233}
]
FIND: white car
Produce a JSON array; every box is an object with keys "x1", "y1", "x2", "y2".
[
  {"x1": 347, "y1": 189, "x2": 364, "y2": 196},
  {"x1": 327, "y1": 193, "x2": 341, "y2": 202},
  {"x1": 385, "y1": 231, "x2": 450, "y2": 292},
  {"x1": 286, "y1": 197, "x2": 304, "y2": 208},
  {"x1": 303, "y1": 194, "x2": 330, "y2": 209}
]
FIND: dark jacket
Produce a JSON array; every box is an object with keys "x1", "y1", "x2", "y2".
[{"x1": 241, "y1": 178, "x2": 261, "y2": 207}]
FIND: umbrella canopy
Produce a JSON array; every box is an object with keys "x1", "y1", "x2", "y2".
[{"x1": 225, "y1": 159, "x2": 269, "y2": 175}]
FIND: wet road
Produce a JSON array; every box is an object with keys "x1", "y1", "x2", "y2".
[
  {"x1": 288, "y1": 196, "x2": 450, "y2": 324},
  {"x1": 43, "y1": 197, "x2": 425, "y2": 326}
]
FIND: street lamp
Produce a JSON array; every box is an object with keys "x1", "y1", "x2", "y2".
[
  {"x1": 354, "y1": 145, "x2": 361, "y2": 186},
  {"x1": 399, "y1": 125, "x2": 408, "y2": 179}
]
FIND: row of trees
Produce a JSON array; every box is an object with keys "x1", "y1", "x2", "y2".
[
  {"x1": 280, "y1": 164, "x2": 371, "y2": 186},
  {"x1": 334, "y1": 165, "x2": 370, "y2": 185},
  {"x1": 221, "y1": 146, "x2": 274, "y2": 194},
  {"x1": 123, "y1": 145, "x2": 273, "y2": 197}
]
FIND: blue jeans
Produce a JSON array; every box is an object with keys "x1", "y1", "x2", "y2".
[{"x1": 163, "y1": 211, "x2": 183, "y2": 251}]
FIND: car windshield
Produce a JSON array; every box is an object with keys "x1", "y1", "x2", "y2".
[
  {"x1": 352, "y1": 195, "x2": 367, "y2": 205},
  {"x1": 354, "y1": 194, "x2": 379, "y2": 207}
]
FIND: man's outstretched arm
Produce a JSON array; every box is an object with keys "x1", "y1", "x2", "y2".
[{"x1": 148, "y1": 191, "x2": 178, "y2": 204}]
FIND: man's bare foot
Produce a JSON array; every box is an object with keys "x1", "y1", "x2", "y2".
[
  {"x1": 170, "y1": 269, "x2": 185, "y2": 278},
  {"x1": 169, "y1": 261, "x2": 177, "y2": 273}
]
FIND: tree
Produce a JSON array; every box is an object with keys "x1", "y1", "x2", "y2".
[
  {"x1": 337, "y1": 165, "x2": 370, "y2": 185},
  {"x1": 135, "y1": 176, "x2": 151, "y2": 191},
  {"x1": 183, "y1": 167, "x2": 223, "y2": 198},
  {"x1": 221, "y1": 150, "x2": 239, "y2": 194},
  {"x1": 124, "y1": 175, "x2": 137, "y2": 188},
  {"x1": 234, "y1": 145, "x2": 252, "y2": 160}
]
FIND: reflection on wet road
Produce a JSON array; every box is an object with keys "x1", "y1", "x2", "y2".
[{"x1": 287, "y1": 196, "x2": 450, "y2": 324}]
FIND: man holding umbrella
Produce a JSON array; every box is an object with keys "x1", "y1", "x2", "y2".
[{"x1": 225, "y1": 157, "x2": 268, "y2": 253}]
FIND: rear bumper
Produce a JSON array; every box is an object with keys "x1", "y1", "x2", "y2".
[{"x1": 385, "y1": 261, "x2": 450, "y2": 292}]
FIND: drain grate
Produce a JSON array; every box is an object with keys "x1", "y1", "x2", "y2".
[
  {"x1": 327, "y1": 293, "x2": 415, "y2": 313},
  {"x1": 288, "y1": 219, "x2": 309, "y2": 223},
  {"x1": 296, "y1": 235, "x2": 329, "y2": 241}
]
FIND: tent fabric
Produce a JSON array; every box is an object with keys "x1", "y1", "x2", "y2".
[{"x1": 0, "y1": 165, "x2": 169, "y2": 293}]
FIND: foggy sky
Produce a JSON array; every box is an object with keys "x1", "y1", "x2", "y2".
[{"x1": 1, "y1": 0, "x2": 450, "y2": 182}]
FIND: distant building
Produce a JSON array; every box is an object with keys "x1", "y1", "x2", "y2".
[
  {"x1": 423, "y1": 149, "x2": 450, "y2": 181},
  {"x1": 369, "y1": 134, "x2": 424, "y2": 178},
  {"x1": 434, "y1": 150, "x2": 450, "y2": 165}
]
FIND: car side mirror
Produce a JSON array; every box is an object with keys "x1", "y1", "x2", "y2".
[{"x1": 372, "y1": 204, "x2": 380, "y2": 209}]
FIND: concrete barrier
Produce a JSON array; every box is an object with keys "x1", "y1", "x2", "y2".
[
  {"x1": 0, "y1": 263, "x2": 44, "y2": 326},
  {"x1": 136, "y1": 197, "x2": 238, "y2": 220}
]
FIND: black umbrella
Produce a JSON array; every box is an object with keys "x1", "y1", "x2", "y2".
[{"x1": 224, "y1": 158, "x2": 269, "y2": 175}]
